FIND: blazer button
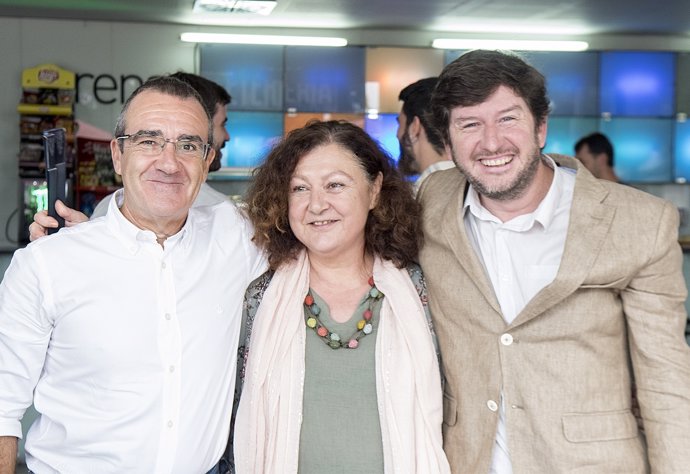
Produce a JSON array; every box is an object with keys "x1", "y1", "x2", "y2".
[
  {"x1": 487, "y1": 399, "x2": 498, "y2": 412},
  {"x1": 500, "y1": 333, "x2": 513, "y2": 346}
]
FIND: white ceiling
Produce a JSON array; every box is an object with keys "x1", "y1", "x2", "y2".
[{"x1": 2, "y1": 0, "x2": 690, "y2": 50}]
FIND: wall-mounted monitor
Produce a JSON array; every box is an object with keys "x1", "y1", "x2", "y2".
[
  {"x1": 284, "y1": 46, "x2": 366, "y2": 113},
  {"x1": 219, "y1": 111, "x2": 283, "y2": 170},
  {"x1": 543, "y1": 117, "x2": 600, "y2": 156},
  {"x1": 364, "y1": 113, "x2": 400, "y2": 163},
  {"x1": 600, "y1": 117, "x2": 673, "y2": 182},
  {"x1": 599, "y1": 51, "x2": 675, "y2": 117},
  {"x1": 527, "y1": 52, "x2": 600, "y2": 116},
  {"x1": 674, "y1": 120, "x2": 690, "y2": 182},
  {"x1": 200, "y1": 44, "x2": 284, "y2": 112}
]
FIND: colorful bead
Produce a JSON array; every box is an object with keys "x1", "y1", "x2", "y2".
[{"x1": 303, "y1": 279, "x2": 384, "y2": 350}]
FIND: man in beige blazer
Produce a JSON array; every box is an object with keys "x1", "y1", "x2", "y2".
[{"x1": 419, "y1": 49, "x2": 690, "y2": 473}]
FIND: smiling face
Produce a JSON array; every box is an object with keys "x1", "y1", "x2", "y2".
[
  {"x1": 288, "y1": 143, "x2": 382, "y2": 262},
  {"x1": 448, "y1": 85, "x2": 547, "y2": 202},
  {"x1": 111, "y1": 90, "x2": 213, "y2": 231}
]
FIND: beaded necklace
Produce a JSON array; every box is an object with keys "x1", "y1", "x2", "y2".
[{"x1": 304, "y1": 276, "x2": 384, "y2": 349}]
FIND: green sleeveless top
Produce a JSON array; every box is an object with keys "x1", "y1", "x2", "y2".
[{"x1": 298, "y1": 288, "x2": 384, "y2": 473}]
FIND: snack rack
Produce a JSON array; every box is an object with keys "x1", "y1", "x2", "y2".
[{"x1": 16, "y1": 64, "x2": 76, "y2": 244}]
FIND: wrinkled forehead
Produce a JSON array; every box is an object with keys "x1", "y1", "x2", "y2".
[{"x1": 125, "y1": 90, "x2": 209, "y2": 139}]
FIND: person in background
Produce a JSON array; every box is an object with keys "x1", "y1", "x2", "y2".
[
  {"x1": 420, "y1": 49, "x2": 690, "y2": 472},
  {"x1": 233, "y1": 120, "x2": 449, "y2": 473},
  {"x1": 396, "y1": 77, "x2": 454, "y2": 195},
  {"x1": 0, "y1": 76, "x2": 265, "y2": 473},
  {"x1": 574, "y1": 131, "x2": 620, "y2": 182},
  {"x1": 87, "y1": 71, "x2": 232, "y2": 218}
]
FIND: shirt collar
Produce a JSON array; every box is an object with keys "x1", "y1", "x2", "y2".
[
  {"x1": 463, "y1": 154, "x2": 565, "y2": 230},
  {"x1": 105, "y1": 189, "x2": 193, "y2": 253}
]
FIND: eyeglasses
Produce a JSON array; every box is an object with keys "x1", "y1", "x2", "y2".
[{"x1": 116, "y1": 133, "x2": 210, "y2": 161}]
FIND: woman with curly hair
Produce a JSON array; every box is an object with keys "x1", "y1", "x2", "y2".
[{"x1": 233, "y1": 120, "x2": 449, "y2": 473}]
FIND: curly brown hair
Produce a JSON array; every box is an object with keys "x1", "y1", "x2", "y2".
[{"x1": 245, "y1": 120, "x2": 421, "y2": 270}]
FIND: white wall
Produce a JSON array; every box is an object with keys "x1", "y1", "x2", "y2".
[{"x1": 0, "y1": 17, "x2": 198, "y2": 250}]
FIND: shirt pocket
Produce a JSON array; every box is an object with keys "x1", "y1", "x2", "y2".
[{"x1": 562, "y1": 409, "x2": 638, "y2": 443}]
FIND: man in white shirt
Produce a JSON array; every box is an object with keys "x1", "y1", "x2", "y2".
[
  {"x1": 419, "y1": 50, "x2": 690, "y2": 473},
  {"x1": 0, "y1": 76, "x2": 266, "y2": 473},
  {"x1": 396, "y1": 77, "x2": 454, "y2": 196}
]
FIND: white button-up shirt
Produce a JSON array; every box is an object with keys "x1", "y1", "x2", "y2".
[
  {"x1": 464, "y1": 156, "x2": 576, "y2": 474},
  {"x1": 0, "y1": 192, "x2": 266, "y2": 473}
]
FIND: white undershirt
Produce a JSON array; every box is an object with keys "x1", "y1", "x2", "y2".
[{"x1": 463, "y1": 156, "x2": 576, "y2": 474}]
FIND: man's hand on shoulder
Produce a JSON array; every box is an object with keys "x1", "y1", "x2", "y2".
[{"x1": 29, "y1": 200, "x2": 89, "y2": 241}]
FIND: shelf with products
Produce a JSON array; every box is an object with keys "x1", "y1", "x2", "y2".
[
  {"x1": 75, "y1": 137, "x2": 120, "y2": 216},
  {"x1": 17, "y1": 64, "x2": 76, "y2": 245}
]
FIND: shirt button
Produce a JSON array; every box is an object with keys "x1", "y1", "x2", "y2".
[
  {"x1": 164, "y1": 313, "x2": 171, "y2": 320},
  {"x1": 487, "y1": 400, "x2": 498, "y2": 412},
  {"x1": 161, "y1": 262, "x2": 167, "y2": 269},
  {"x1": 167, "y1": 420, "x2": 173, "y2": 428},
  {"x1": 500, "y1": 333, "x2": 513, "y2": 346},
  {"x1": 169, "y1": 365, "x2": 175, "y2": 373}
]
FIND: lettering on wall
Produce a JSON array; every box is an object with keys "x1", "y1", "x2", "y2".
[{"x1": 75, "y1": 73, "x2": 147, "y2": 105}]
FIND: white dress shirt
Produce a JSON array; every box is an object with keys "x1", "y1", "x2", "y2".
[
  {"x1": 413, "y1": 160, "x2": 456, "y2": 196},
  {"x1": 0, "y1": 191, "x2": 266, "y2": 473},
  {"x1": 463, "y1": 156, "x2": 576, "y2": 474},
  {"x1": 91, "y1": 182, "x2": 228, "y2": 218}
]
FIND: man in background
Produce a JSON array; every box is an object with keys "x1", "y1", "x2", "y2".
[
  {"x1": 420, "y1": 49, "x2": 690, "y2": 472},
  {"x1": 0, "y1": 76, "x2": 265, "y2": 473},
  {"x1": 396, "y1": 77, "x2": 454, "y2": 195},
  {"x1": 574, "y1": 131, "x2": 619, "y2": 182}
]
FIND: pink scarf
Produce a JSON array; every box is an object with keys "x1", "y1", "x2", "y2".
[{"x1": 234, "y1": 250, "x2": 450, "y2": 473}]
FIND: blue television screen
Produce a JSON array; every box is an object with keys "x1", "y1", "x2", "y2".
[
  {"x1": 674, "y1": 120, "x2": 690, "y2": 182},
  {"x1": 285, "y1": 46, "x2": 366, "y2": 113},
  {"x1": 543, "y1": 117, "x2": 600, "y2": 156},
  {"x1": 220, "y1": 111, "x2": 283, "y2": 169},
  {"x1": 526, "y1": 52, "x2": 599, "y2": 116},
  {"x1": 364, "y1": 113, "x2": 400, "y2": 163},
  {"x1": 600, "y1": 117, "x2": 673, "y2": 182},
  {"x1": 200, "y1": 43, "x2": 284, "y2": 112},
  {"x1": 599, "y1": 51, "x2": 675, "y2": 117}
]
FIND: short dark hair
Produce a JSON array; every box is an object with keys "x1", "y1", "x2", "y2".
[
  {"x1": 575, "y1": 132, "x2": 615, "y2": 167},
  {"x1": 398, "y1": 77, "x2": 444, "y2": 155},
  {"x1": 171, "y1": 71, "x2": 231, "y2": 118},
  {"x1": 114, "y1": 75, "x2": 213, "y2": 149},
  {"x1": 245, "y1": 120, "x2": 421, "y2": 270},
  {"x1": 430, "y1": 49, "x2": 551, "y2": 146}
]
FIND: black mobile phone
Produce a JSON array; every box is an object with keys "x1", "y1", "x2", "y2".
[{"x1": 42, "y1": 128, "x2": 67, "y2": 234}]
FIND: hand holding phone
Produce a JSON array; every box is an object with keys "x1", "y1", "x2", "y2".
[{"x1": 42, "y1": 128, "x2": 67, "y2": 234}]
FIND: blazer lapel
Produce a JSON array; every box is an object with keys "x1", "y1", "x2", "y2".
[
  {"x1": 439, "y1": 178, "x2": 503, "y2": 316},
  {"x1": 512, "y1": 157, "x2": 616, "y2": 327}
]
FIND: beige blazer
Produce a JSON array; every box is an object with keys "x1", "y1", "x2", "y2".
[{"x1": 419, "y1": 155, "x2": 690, "y2": 473}]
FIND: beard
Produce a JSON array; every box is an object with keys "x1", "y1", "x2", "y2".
[
  {"x1": 208, "y1": 145, "x2": 223, "y2": 172},
  {"x1": 397, "y1": 130, "x2": 420, "y2": 176},
  {"x1": 452, "y1": 140, "x2": 543, "y2": 202}
]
